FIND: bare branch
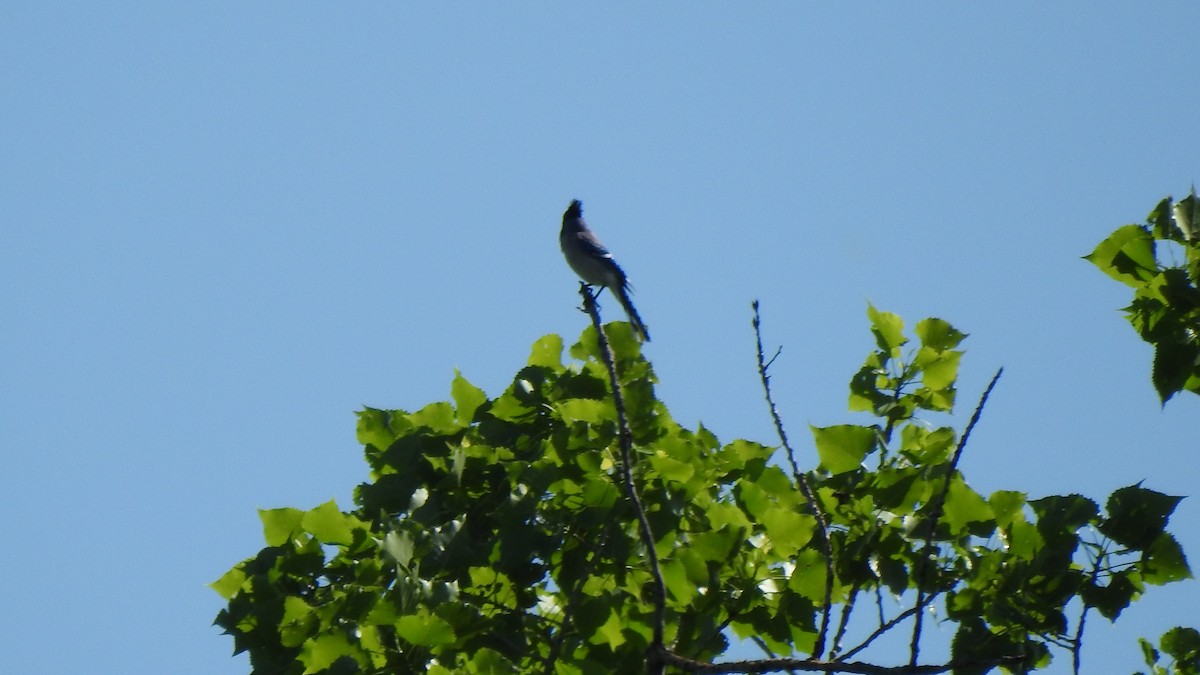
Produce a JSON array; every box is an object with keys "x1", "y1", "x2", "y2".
[
  {"x1": 908, "y1": 368, "x2": 1004, "y2": 668},
  {"x1": 1072, "y1": 550, "x2": 1105, "y2": 675},
  {"x1": 654, "y1": 644, "x2": 1027, "y2": 674},
  {"x1": 828, "y1": 583, "x2": 860, "y2": 659},
  {"x1": 752, "y1": 300, "x2": 836, "y2": 658},
  {"x1": 580, "y1": 283, "x2": 667, "y2": 674},
  {"x1": 837, "y1": 593, "x2": 939, "y2": 662}
]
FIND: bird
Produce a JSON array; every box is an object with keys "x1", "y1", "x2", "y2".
[{"x1": 559, "y1": 199, "x2": 651, "y2": 341}]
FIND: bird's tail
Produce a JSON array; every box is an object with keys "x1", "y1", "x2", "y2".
[{"x1": 614, "y1": 286, "x2": 651, "y2": 342}]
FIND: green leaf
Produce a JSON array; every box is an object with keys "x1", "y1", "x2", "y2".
[
  {"x1": 488, "y1": 387, "x2": 535, "y2": 423},
  {"x1": 451, "y1": 370, "x2": 487, "y2": 424},
  {"x1": 759, "y1": 508, "x2": 815, "y2": 557},
  {"x1": 299, "y1": 632, "x2": 357, "y2": 674},
  {"x1": 690, "y1": 527, "x2": 744, "y2": 562},
  {"x1": 915, "y1": 317, "x2": 968, "y2": 351},
  {"x1": 595, "y1": 608, "x2": 626, "y2": 649},
  {"x1": 1161, "y1": 627, "x2": 1200, "y2": 669},
  {"x1": 867, "y1": 303, "x2": 906, "y2": 353},
  {"x1": 556, "y1": 398, "x2": 609, "y2": 425},
  {"x1": 364, "y1": 599, "x2": 400, "y2": 626},
  {"x1": 1100, "y1": 485, "x2": 1183, "y2": 550},
  {"x1": 408, "y1": 401, "x2": 458, "y2": 434},
  {"x1": 1139, "y1": 636, "x2": 1161, "y2": 670},
  {"x1": 915, "y1": 346, "x2": 962, "y2": 391},
  {"x1": 302, "y1": 500, "x2": 355, "y2": 546},
  {"x1": 1085, "y1": 224, "x2": 1158, "y2": 287},
  {"x1": 649, "y1": 452, "x2": 695, "y2": 484},
  {"x1": 383, "y1": 530, "x2": 415, "y2": 569},
  {"x1": 737, "y1": 480, "x2": 772, "y2": 521},
  {"x1": 466, "y1": 648, "x2": 516, "y2": 672},
  {"x1": 280, "y1": 596, "x2": 316, "y2": 648},
  {"x1": 1143, "y1": 532, "x2": 1193, "y2": 585},
  {"x1": 260, "y1": 507, "x2": 306, "y2": 546},
  {"x1": 395, "y1": 611, "x2": 456, "y2": 646},
  {"x1": 1082, "y1": 568, "x2": 1140, "y2": 620},
  {"x1": 1174, "y1": 191, "x2": 1199, "y2": 241},
  {"x1": 1004, "y1": 519, "x2": 1042, "y2": 560},
  {"x1": 848, "y1": 357, "x2": 888, "y2": 412},
  {"x1": 1153, "y1": 338, "x2": 1200, "y2": 404},
  {"x1": 786, "y1": 548, "x2": 828, "y2": 601},
  {"x1": 1030, "y1": 494, "x2": 1099, "y2": 536},
  {"x1": 988, "y1": 490, "x2": 1027, "y2": 528},
  {"x1": 208, "y1": 566, "x2": 247, "y2": 600},
  {"x1": 528, "y1": 333, "x2": 563, "y2": 368},
  {"x1": 943, "y1": 477, "x2": 993, "y2": 534},
  {"x1": 705, "y1": 501, "x2": 752, "y2": 532},
  {"x1": 356, "y1": 407, "x2": 396, "y2": 451},
  {"x1": 661, "y1": 557, "x2": 698, "y2": 604},
  {"x1": 811, "y1": 424, "x2": 875, "y2": 474}
]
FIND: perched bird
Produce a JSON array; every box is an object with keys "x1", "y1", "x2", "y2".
[{"x1": 559, "y1": 199, "x2": 650, "y2": 341}]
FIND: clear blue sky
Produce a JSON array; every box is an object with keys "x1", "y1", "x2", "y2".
[{"x1": 3, "y1": 4, "x2": 1197, "y2": 673}]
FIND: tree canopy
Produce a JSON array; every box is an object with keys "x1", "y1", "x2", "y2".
[{"x1": 213, "y1": 194, "x2": 1200, "y2": 674}]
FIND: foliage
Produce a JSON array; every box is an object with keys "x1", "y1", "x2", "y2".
[
  {"x1": 1137, "y1": 627, "x2": 1200, "y2": 675},
  {"x1": 1086, "y1": 190, "x2": 1200, "y2": 403},
  {"x1": 213, "y1": 308, "x2": 1193, "y2": 674}
]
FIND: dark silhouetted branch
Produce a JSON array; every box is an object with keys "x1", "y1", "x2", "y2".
[
  {"x1": 752, "y1": 300, "x2": 836, "y2": 658},
  {"x1": 580, "y1": 283, "x2": 667, "y2": 674},
  {"x1": 908, "y1": 368, "x2": 1003, "y2": 668}
]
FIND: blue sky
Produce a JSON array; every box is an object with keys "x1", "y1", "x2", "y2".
[{"x1": 3, "y1": 3, "x2": 1197, "y2": 673}]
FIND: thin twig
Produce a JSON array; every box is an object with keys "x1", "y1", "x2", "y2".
[
  {"x1": 580, "y1": 283, "x2": 667, "y2": 674},
  {"x1": 752, "y1": 300, "x2": 836, "y2": 658},
  {"x1": 908, "y1": 368, "x2": 1003, "y2": 668},
  {"x1": 837, "y1": 593, "x2": 939, "y2": 662},
  {"x1": 828, "y1": 583, "x2": 859, "y2": 659},
  {"x1": 1072, "y1": 550, "x2": 1104, "y2": 675},
  {"x1": 1072, "y1": 610, "x2": 1087, "y2": 675},
  {"x1": 875, "y1": 584, "x2": 884, "y2": 626},
  {"x1": 654, "y1": 647, "x2": 1027, "y2": 674},
  {"x1": 748, "y1": 636, "x2": 799, "y2": 675}
]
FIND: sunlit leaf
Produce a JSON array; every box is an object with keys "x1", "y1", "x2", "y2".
[
  {"x1": 528, "y1": 333, "x2": 564, "y2": 368},
  {"x1": 451, "y1": 370, "x2": 487, "y2": 424},
  {"x1": 649, "y1": 452, "x2": 695, "y2": 484},
  {"x1": 1085, "y1": 224, "x2": 1158, "y2": 287},
  {"x1": 989, "y1": 490, "x2": 1027, "y2": 528},
  {"x1": 811, "y1": 424, "x2": 875, "y2": 474},
  {"x1": 356, "y1": 407, "x2": 396, "y2": 451},
  {"x1": 1143, "y1": 533, "x2": 1193, "y2": 585},
  {"x1": 915, "y1": 317, "x2": 968, "y2": 351},
  {"x1": 299, "y1": 632, "x2": 358, "y2": 674},
  {"x1": 408, "y1": 401, "x2": 458, "y2": 434},
  {"x1": 208, "y1": 566, "x2": 246, "y2": 600},
  {"x1": 556, "y1": 398, "x2": 609, "y2": 425},
  {"x1": 595, "y1": 608, "x2": 626, "y2": 649},
  {"x1": 260, "y1": 507, "x2": 305, "y2": 546},
  {"x1": 943, "y1": 477, "x2": 993, "y2": 534},
  {"x1": 302, "y1": 500, "x2": 355, "y2": 546},
  {"x1": 915, "y1": 346, "x2": 962, "y2": 391},
  {"x1": 758, "y1": 507, "x2": 815, "y2": 557},
  {"x1": 867, "y1": 303, "x2": 906, "y2": 352},
  {"x1": 395, "y1": 611, "x2": 456, "y2": 646}
]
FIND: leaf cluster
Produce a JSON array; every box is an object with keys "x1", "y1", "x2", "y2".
[
  {"x1": 1086, "y1": 190, "x2": 1200, "y2": 403},
  {"x1": 212, "y1": 313, "x2": 1193, "y2": 674}
]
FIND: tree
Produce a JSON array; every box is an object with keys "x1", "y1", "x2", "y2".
[{"x1": 213, "y1": 277, "x2": 1195, "y2": 674}]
